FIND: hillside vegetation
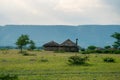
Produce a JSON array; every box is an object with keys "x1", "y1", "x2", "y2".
[{"x1": 0, "y1": 50, "x2": 120, "y2": 80}]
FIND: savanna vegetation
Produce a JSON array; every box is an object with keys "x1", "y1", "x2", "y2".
[
  {"x1": 81, "y1": 32, "x2": 120, "y2": 54},
  {"x1": 0, "y1": 50, "x2": 120, "y2": 80},
  {"x1": 0, "y1": 32, "x2": 120, "y2": 80}
]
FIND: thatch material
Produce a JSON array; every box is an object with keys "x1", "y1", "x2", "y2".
[
  {"x1": 43, "y1": 39, "x2": 79, "y2": 52},
  {"x1": 60, "y1": 39, "x2": 77, "y2": 47},
  {"x1": 43, "y1": 41, "x2": 59, "y2": 47},
  {"x1": 43, "y1": 41, "x2": 59, "y2": 51},
  {"x1": 59, "y1": 39, "x2": 79, "y2": 52}
]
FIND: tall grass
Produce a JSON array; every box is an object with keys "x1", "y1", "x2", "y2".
[{"x1": 0, "y1": 50, "x2": 120, "y2": 80}]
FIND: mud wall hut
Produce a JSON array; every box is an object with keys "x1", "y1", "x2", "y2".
[
  {"x1": 59, "y1": 39, "x2": 79, "y2": 52},
  {"x1": 43, "y1": 41, "x2": 59, "y2": 51},
  {"x1": 43, "y1": 39, "x2": 79, "y2": 52}
]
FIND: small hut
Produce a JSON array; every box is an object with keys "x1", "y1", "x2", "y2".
[
  {"x1": 59, "y1": 39, "x2": 79, "y2": 52},
  {"x1": 43, "y1": 41, "x2": 59, "y2": 51}
]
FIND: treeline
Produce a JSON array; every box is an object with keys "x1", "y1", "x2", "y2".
[
  {"x1": 0, "y1": 46, "x2": 42, "y2": 50},
  {"x1": 0, "y1": 32, "x2": 120, "y2": 54},
  {"x1": 81, "y1": 48, "x2": 120, "y2": 54},
  {"x1": 81, "y1": 32, "x2": 120, "y2": 54}
]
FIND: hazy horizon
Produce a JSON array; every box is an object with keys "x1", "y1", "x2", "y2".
[
  {"x1": 0, "y1": 0, "x2": 120, "y2": 48},
  {"x1": 0, "y1": 25, "x2": 120, "y2": 48}
]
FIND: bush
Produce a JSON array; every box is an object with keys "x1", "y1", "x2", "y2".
[
  {"x1": 102, "y1": 50, "x2": 110, "y2": 53},
  {"x1": 68, "y1": 55, "x2": 88, "y2": 65},
  {"x1": 81, "y1": 50, "x2": 96, "y2": 54},
  {"x1": 21, "y1": 51, "x2": 36, "y2": 56},
  {"x1": 114, "y1": 50, "x2": 120, "y2": 54},
  {"x1": 22, "y1": 53, "x2": 29, "y2": 56},
  {"x1": 40, "y1": 57, "x2": 48, "y2": 62},
  {"x1": 103, "y1": 57, "x2": 115, "y2": 62},
  {"x1": 95, "y1": 50, "x2": 102, "y2": 53},
  {"x1": 81, "y1": 51, "x2": 90, "y2": 54},
  {"x1": 80, "y1": 48, "x2": 85, "y2": 51},
  {"x1": 81, "y1": 50, "x2": 120, "y2": 54},
  {"x1": 87, "y1": 45, "x2": 96, "y2": 50},
  {"x1": 0, "y1": 73, "x2": 18, "y2": 80}
]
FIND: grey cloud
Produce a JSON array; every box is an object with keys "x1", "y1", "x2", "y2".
[
  {"x1": 102, "y1": 0, "x2": 120, "y2": 13},
  {"x1": 0, "y1": 0, "x2": 120, "y2": 25}
]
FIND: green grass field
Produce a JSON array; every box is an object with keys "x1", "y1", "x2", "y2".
[{"x1": 0, "y1": 50, "x2": 120, "y2": 80}]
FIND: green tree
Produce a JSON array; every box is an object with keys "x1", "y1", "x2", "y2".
[
  {"x1": 87, "y1": 45, "x2": 96, "y2": 50},
  {"x1": 16, "y1": 34, "x2": 30, "y2": 53},
  {"x1": 111, "y1": 32, "x2": 120, "y2": 49},
  {"x1": 104, "y1": 45, "x2": 111, "y2": 49},
  {"x1": 28, "y1": 40, "x2": 36, "y2": 50}
]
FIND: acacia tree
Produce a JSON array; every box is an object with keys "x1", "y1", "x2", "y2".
[
  {"x1": 28, "y1": 40, "x2": 36, "y2": 50},
  {"x1": 87, "y1": 45, "x2": 96, "y2": 50},
  {"x1": 111, "y1": 32, "x2": 120, "y2": 49},
  {"x1": 104, "y1": 45, "x2": 111, "y2": 49},
  {"x1": 16, "y1": 34, "x2": 30, "y2": 53}
]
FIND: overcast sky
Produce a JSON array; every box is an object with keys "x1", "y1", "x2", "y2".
[{"x1": 0, "y1": 0, "x2": 120, "y2": 25}]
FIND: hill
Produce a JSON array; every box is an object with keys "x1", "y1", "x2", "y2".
[{"x1": 0, "y1": 25, "x2": 120, "y2": 48}]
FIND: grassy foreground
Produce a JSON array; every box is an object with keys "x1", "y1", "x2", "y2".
[{"x1": 0, "y1": 50, "x2": 120, "y2": 80}]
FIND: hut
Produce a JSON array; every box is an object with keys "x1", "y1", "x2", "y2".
[
  {"x1": 43, "y1": 41, "x2": 59, "y2": 51},
  {"x1": 59, "y1": 39, "x2": 79, "y2": 52},
  {"x1": 43, "y1": 39, "x2": 79, "y2": 52}
]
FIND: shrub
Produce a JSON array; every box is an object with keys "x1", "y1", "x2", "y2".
[
  {"x1": 21, "y1": 51, "x2": 36, "y2": 56},
  {"x1": 102, "y1": 50, "x2": 110, "y2": 53},
  {"x1": 68, "y1": 55, "x2": 88, "y2": 65},
  {"x1": 81, "y1": 51, "x2": 90, "y2": 54},
  {"x1": 22, "y1": 51, "x2": 30, "y2": 56},
  {"x1": 80, "y1": 48, "x2": 85, "y2": 51},
  {"x1": 87, "y1": 45, "x2": 96, "y2": 50},
  {"x1": 114, "y1": 50, "x2": 120, "y2": 54},
  {"x1": 22, "y1": 53, "x2": 29, "y2": 56},
  {"x1": 103, "y1": 57, "x2": 115, "y2": 62},
  {"x1": 40, "y1": 57, "x2": 48, "y2": 62},
  {"x1": 81, "y1": 50, "x2": 96, "y2": 54},
  {"x1": 0, "y1": 73, "x2": 18, "y2": 80},
  {"x1": 95, "y1": 50, "x2": 102, "y2": 53}
]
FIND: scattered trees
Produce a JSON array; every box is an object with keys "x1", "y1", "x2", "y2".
[
  {"x1": 81, "y1": 32, "x2": 120, "y2": 54},
  {"x1": 87, "y1": 45, "x2": 96, "y2": 50},
  {"x1": 111, "y1": 32, "x2": 120, "y2": 49},
  {"x1": 28, "y1": 40, "x2": 36, "y2": 50},
  {"x1": 104, "y1": 45, "x2": 111, "y2": 49},
  {"x1": 15, "y1": 32, "x2": 120, "y2": 54},
  {"x1": 16, "y1": 34, "x2": 30, "y2": 53},
  {"x1": 16, "y1": 34, "x2": 36, "y2": 53}
]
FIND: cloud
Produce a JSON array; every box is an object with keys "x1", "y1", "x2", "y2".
[
  {"x1": 53, "y1": 0, "x2": 120, "y2": 24},
  {"x1": 103, "y1": 0, "x2": 120, "y2": 12},
  {"x1": 54, "y1": 0, "x2": 102, "y2": 13},
  {"x1": 0, "y1": 0, "x2": 120, "y2": 25},
  {"x1": 0, "y1": 0, "x2": 62, "y2": 25}
]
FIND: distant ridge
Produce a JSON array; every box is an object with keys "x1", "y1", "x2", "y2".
[
  {"x1": 3, "y1": 24, "x2": 120, "y2": 27},
  {"x1": 4, "y1": 25, "x2": 75, "y2": 27},
  {"x1": 0, "y1": 25, "x2": 120, "y2": 48}
]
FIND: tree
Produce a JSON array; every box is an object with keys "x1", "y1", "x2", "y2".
[
  {"x1": 28, "y1": 40, "x2": 36, "y2": 50},
  {"x1": 104, "y1": 45, "x2": 111, "y2": 49},
  {"x1": 87, "y1": 45, "x2": 96, "y2": 50},
  {"x1": 16, "y1": 34, "x2": 30, "y2": 53},
  {"x1": 111, "y1": 32, "x2": 120, "y2": 49}
]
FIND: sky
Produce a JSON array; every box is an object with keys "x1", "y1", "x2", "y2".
[{"x1": 0, "y1": 0, "x2": 120, "y2": 25}]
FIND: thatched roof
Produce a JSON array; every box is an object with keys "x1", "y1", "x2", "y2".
[
  {"x1": 60, "y1": 39, "x2": 77, "y2": 47},
  {"x1": 43, "y1": 41, "x2": 59, "y2": 47}
]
